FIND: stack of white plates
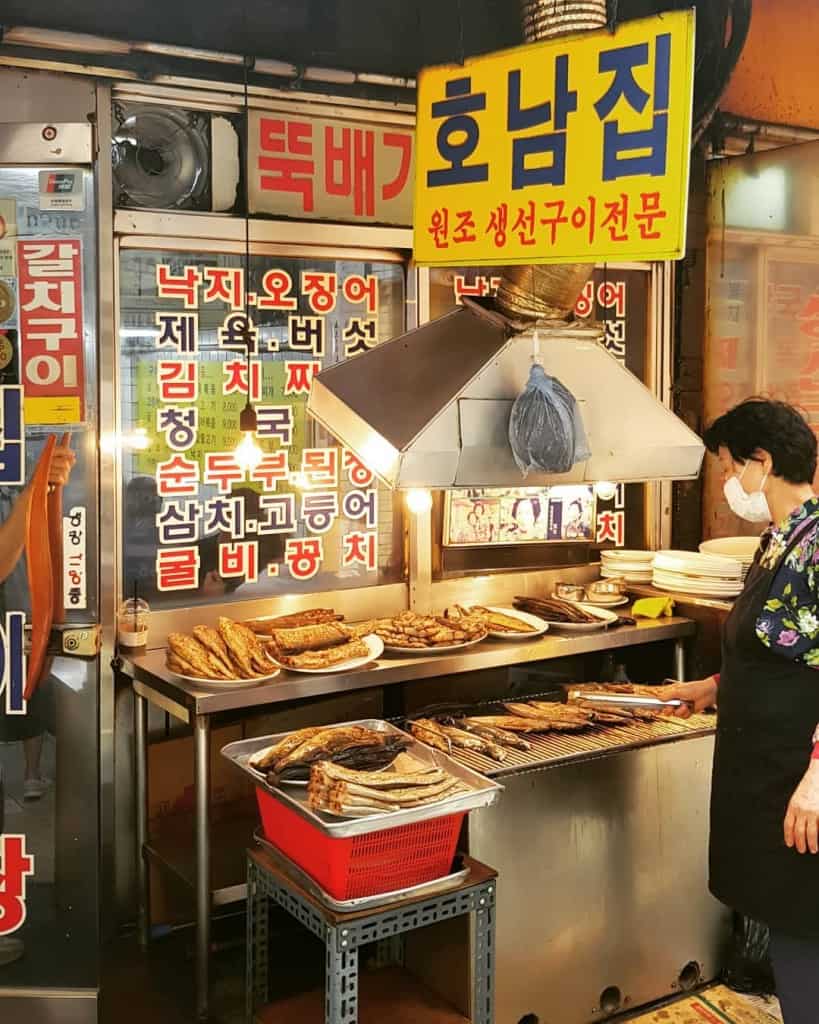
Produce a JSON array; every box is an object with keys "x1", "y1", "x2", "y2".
[
  {"x1": 600, "y1": 549, "x2": 655, "y2": 583},
  {"x1": 699, "y1": 537, "x2": 759, "y2": 581},
  {"x1": 652, "y1": 550, "x2": 744, "y2": 598}
]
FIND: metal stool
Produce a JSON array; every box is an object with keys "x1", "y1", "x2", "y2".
[{"x1": 246, "y1": 844, "x2": 497, "y2": 1024}]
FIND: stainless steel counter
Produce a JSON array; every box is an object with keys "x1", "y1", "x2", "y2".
[
  {"x1": 120, "y1": 613, "x2": 695, "y2": 1022},
  {"x1": 120, "y1": 614, "x2": 695, "y2": 720}
]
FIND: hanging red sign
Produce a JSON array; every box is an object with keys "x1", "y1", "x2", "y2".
[{"x1": 17, "y1": 239, "x2": 85, "y2": 425}]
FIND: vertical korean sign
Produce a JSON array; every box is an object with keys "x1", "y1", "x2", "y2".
[{"x1": 413, "y1": 10, "x2": 695, "y2": 265}]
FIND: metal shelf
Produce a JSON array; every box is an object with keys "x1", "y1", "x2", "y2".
[{"x1": 144, "y1": 814, "x2": 256, "y2": 906}]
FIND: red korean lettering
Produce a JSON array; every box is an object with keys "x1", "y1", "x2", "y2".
[
  {"x1": 285, "y1": 538, "x2": 324, "y2": 581},
  {"x1": 219, "y1": 541, "x2": 259, "y2": 584},
  {"x1": 258, "y1": 117, "x2": 315, "y2": 212},
  {"x1": 634, "y1": 191, "x2": 667, "y2": 241},
  {"x1": 342, "y1": 275, "x2": 378, "y2": 315},
  {"x1": 156, "y1": 264, "x2": 201, "y2": 308},
  {"x1": 717, "y1": 336, "x2": 739, "y2": 371},
  {"x1": 344, "y1": 449, "x2": 375, "y2": 488},
  {"x1": 156, "y1": 547, "x2": 200, "y2": 592},
  {"x1": 301, "y1": 448, "x2": 338, "y2": 488},
  {"x1": 596, "y1": 510, "x2": 625, "y2": 546},
  {"x1": 770, "y1": 283, "x2": 802, "y2": 319},
  {"x1": 324, "y1": 125, "x2": 375, "y2": 218},
  {"x1": 574, "y1": 280, "x2": 596, "y2": 319},
  {"x1": 301, "y1": 272, "x2": 337, "y2": 314},
  {"x1": 381, "y1": 131, "x2": 413, "y2": 201},
  {"x1": 540, "y1": 200, "x2": 568, "y2": 246},
  {"x1": 158, "y1": 362, "x2": 198, "y2": 402},
  {"x1": 258, "y1": 269, "x2": 298, "y2": 311},
  {"x1": 601, "y1": 194, "x2": 629, "y2": 243},
  {"x1": 284, "y1": 360, "x2": 322, "y2": 396},
  {"x1": 204, "y1": 453, "x2": 245, "y2": 494},
  {"x1": 453, "y1": 210, "x2": 477, "y2": 245},
  {"x1": 486, "y1": 203, "x2": 509, "y2": 248},
  {"x1": 0, "y1": 835, "x2": 35, "y2": 936},
  {"x1": 512, "y1": 202, "x2": 537, "y2": 247},
  {"x1": 222, "y1": 358, "x2": 262, "y2": 400},
  {"x1": 202, "y1": 267, "x2": 244, "y2": 309},
  {"x1": 251, "y1": 451, "x2": 289, "y2": 492},
  {"x1": 156, "y1": 454, "x2": 199, "y2": 496},
  {"x1": 598, "y1": 281, "x2": 626, "y2": 318},
  {"x1": 570, "y1": 196, "x2": 597, "y2": 245},
  {"x1": 342, "y1": 531, "x2": 377, "y2": 571},
  {"x1": 798, "y1": 294, "x2": 819, "y2": 341},
  {"x1": 428, "y1": 209, "x2": 449, "y2": 249}
]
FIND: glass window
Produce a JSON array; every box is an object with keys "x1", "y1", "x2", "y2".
[{"x1": 118, "y1": 249, "x2": 405, "y2": 608}]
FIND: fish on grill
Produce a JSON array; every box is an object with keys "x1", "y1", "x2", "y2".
[
  {"x1": 455, "y1": 720, "x2": 532, "y2": 751},
  {"x1": 409, "y1": 719, "x2": 453, "y2": 753},
  {"x1": 463, "y1": 715, "x2": 560, "y2": 734}
]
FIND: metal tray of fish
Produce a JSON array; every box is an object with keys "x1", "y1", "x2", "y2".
[
  {"x1": 221, "y1": 719, "x2": 502, "y2": 838},
  {"x1": 252, "y1": 828, "x2": 470, "y2": 911}
]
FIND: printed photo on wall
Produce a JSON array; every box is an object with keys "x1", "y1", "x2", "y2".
[{"x1": 444, "y1": 486, "x2": 596, "y2": 547}]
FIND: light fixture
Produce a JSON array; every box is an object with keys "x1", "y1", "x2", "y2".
[
  {"x1": 231, "y1": 54, "x2": 262, "y2": 476},
  {"x1": 405, "y1": 489, "x2": 432, "y2": 515},
  {"x1": 128, "y1": 426, "x2": 151, "y2": 452},
  {"x1": 594, "y1": 480, "x2": 618, "y2": 501}
]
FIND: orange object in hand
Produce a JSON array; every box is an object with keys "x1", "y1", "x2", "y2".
[{"x1": 24, "y1": 435, "x2": 56, "y2": 701}]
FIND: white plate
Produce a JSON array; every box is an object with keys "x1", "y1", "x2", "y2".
[
  {"x1": 269, "y1": 634, "x2": 384, "y2": 674},
  {"x1": 653, "y1": 580, "x2": 742, "y2": 598},
  {"x1": 699, "y1": 537, "x2": 760, "y2": 562},
  {"x1": 472, "y1": 606, "x2": 549, "y2": 640},
  {"x1": 170, "y1": 668, "x2": 280, "y2": 689},
  {"x1": 653, "y1": 550, "x2": 743, "y2": 578},
  {"x1": 601, "y1": 549, "x2": 655, "y2": 561},
  {"x1": 653, "y1": 569, "x2": 742, "y2": 589},
  {"x1": 382, "y1": 633, "x2": 487, "y2": 656},
  {"x1": 547, "y1": 603, "x2": 619, "y2": 632},
  {"x1": 583, "y1": 596, "x2": 630, "y2": 608}
]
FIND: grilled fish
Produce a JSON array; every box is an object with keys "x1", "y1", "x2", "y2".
[
  {"x1": 313, "y1": 760, "x2": 447, "y2": 789},
  {"x1": 245, "y1": 609, "x2": 343, "y2": 633},
  {"x1": 409, "y1": 720, "x2": 452, "y2": 754},
  {"x1": 217, "y1": 617, "x2": 255, "y2": 677},
  {"x1": 168, "y1": 633, "x2": 229, "y2": 679},
  {"x1": 192, "y1": 625, "x2": 235, "y2": 677},
  {"x1": 248, "y1": 727, "x2": 325, "y2": 770},
  {"x1": 456, "y1": 720, "x2": 532, "y2": 751}
]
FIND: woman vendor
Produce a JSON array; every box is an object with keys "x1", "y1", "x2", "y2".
[{"x1": 667, "y1": 399, "x2": 819, "y2": 1024}]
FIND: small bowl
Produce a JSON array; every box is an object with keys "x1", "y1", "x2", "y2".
[
  {"x1": 554, "y1": 582, "x2": 586, "y2": 602},
  {"x1": 588, "y1": 578, "x2": 624, "y2": 597}
]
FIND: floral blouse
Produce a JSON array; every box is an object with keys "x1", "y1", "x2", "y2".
[{"x1": 756, "y1": 496, "x2": 819, "y2": 667}]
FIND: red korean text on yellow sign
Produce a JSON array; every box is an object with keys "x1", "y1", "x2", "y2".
[{"x1": 414, "y1": 10, "x2": 695, "y2": 266}]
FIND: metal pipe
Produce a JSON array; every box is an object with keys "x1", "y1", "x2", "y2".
[
  {"x1": 674, "y1": 638, "x2": 686, "y2": 681},
  {"x1": 194, "y1": 714, "x2": 212, "y2": 1023},
  {"x1": 134, "y1": 691, "x2": 150, "y2": 950}
]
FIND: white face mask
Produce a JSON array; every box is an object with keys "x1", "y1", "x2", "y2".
[{"x1": 723, "y1": 462, "x2": 771, "y2": 523}]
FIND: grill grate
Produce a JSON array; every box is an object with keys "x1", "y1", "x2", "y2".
[{"x1": 443, "y1": 710, "x2": 715, "y2": 779}]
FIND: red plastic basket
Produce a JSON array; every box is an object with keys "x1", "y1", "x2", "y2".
[{"x1": 256, "y1": 788, "x2": 463, "y2": 900}]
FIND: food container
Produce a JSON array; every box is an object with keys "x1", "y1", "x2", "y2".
[
  {"x1": 222, "y1": 719, "x2": 501, "y2": 899},
  {"x1": 586, "y1": 579, "x2": 624, "y2": 601},
  {"x1": 554, "y1": 582, "x2": 586, "y2": 602},
  {"x1": 117, "y1": 598, "x2": 150, "y2": 650}
]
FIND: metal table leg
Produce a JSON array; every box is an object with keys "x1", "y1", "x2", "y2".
[
  {"x1": 134, "y1": 690, "x2": 150, "y2": 951},
  {"x1": 246, "y1": 860, "x2": 269, "y2": 1024},
  {"x1": 326, "y1": 928, "x2": 359, "y2": 1024},
  {"x1": 194, "y1": 714, "x2": 212, "y2": 1022},
  {"x1": 473, "y1": 883, "x2": 496, "y2": 1024},
  {"x1": 673, "y1": 638, "x2": 686, "y2": 681}
]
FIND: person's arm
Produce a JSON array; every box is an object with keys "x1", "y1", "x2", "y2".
[
  {"x1": 0, "y1": 444, "x2": 75, "y2": 585},
  {"x1": 662, "y1": 674, "x2": 720, "y2": 718},
  {"x1": 0, "y1": 484, "x2": 31, "y2": 583},
  {"x1": 784, "y1": 730, "x2": 819, "y2": 855}
]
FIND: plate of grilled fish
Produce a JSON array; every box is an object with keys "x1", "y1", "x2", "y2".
[
  {"x1": 375, "y1": 610, "x2": 488, "y2": 653},
  {"x1": 266, "y1": 622, "x2": 384, "y2": 673},
  {"x1": 244, "y1": 608, "x2": 343, "y2": 635},
  {"x1": 513, "y1": 595, "x2": 617, "y2": 632},
  {"x1": 165, "y1": 617, "x2": 281, "y2": 687},
  {"x1": 446, "y1": 604, "x2": 548, "y2": 640}
]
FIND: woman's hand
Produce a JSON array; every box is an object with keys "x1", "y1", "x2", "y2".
[
  {"x1": 48, "y1": 444, "x2": 75, "y2": 487},
  {"x1": 784, "y1": 762, "x2": 819, "y2": 855},
  {"x1": 661, "y1": 676, "x2": 719, "y2": 718}
]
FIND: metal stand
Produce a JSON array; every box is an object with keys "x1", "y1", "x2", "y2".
[
  {"x1": 246, "y1": 849, "x2": 496, "y2": 1024},
  {"x1": 673, "y1": 637, "x2": 686, "y2": 681}
]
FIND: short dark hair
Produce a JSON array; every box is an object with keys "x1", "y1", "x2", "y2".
[
  {"x1": 703, "y1": 399, "x2": 817, "y2": 484},
  {"x1": 512, "y1": 496, "x2": 542, "y2": 521}
]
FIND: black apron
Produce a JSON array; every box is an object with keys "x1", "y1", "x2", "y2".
[{"x1": 711, "y1": 517, "x2": 819, "y2": 939}]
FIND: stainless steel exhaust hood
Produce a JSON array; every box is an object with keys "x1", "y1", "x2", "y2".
[{"x1": 307, "y1": 300, "x2": 705, "y2": 490}]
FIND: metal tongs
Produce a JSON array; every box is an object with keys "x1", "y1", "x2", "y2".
[{"x1": 568, "y1": 690, "x2": 694, "y2": 710}]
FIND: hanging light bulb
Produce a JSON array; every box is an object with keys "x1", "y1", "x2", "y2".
[
  {"x1": 128, "y1": 426, "x2": 151, "y2": 451},
  {"x1": 234, "y1": 400, "x2": 262, "y2": 471},
  {"x1": 406, "y1": 488, "x2": 432, "y2": 514},
  {"x1": 594, "y1": 480, "x2": 618, "y2": 502}
]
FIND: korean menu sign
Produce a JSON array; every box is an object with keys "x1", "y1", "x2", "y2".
[{"x1": 414, "y1": 10, "x2": 695, "y2": 266}]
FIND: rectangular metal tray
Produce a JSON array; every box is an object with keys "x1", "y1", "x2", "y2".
[
  {"x1": 221, "y1": 718, "x2": 502, "y2": 838},
  {"x1": 253, "y1": 828, "x2": 471, "y2": 912}
]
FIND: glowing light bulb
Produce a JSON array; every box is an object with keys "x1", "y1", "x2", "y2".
[
  {"x1": 406, "y1": 488, "x2": 432, "y2": 514},
  {"x1": 235, "y1": 431, "x2": 263, "y2": 471},
  {"x1": 129, "y1": 427, "x2": 150, "y2": 452},
  {"x1": 290, "y1": 471, "x2": 309, "y2": 490},
  {"x1": 594, "y1": 480, "x2": 618, "y2": 501}
]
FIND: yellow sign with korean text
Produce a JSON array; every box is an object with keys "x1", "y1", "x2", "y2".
[{"x1": 414, "y1": 10, "x2": 695, "y2": 266}]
